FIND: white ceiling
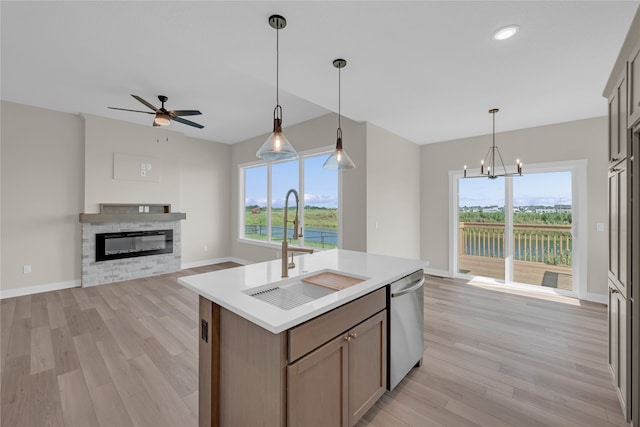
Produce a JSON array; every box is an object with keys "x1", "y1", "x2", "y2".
[{"x1": 2, "y1": 1, "x2": 638, "y2": 145}]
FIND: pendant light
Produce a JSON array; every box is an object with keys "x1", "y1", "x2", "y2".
[
  {"x1": 256, "y1": 15, "x2": 298, "y2": 161},
  {"x1": 323, "y1": 58, "x2": 355, "y2": 170},
  {"x1": 463, "y1": 108, "x2": 522, "y2": 179}
]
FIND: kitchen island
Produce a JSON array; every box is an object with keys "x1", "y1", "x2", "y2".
[{"x1": 178, "y1": 249, "x2": 426, "y2": 427}]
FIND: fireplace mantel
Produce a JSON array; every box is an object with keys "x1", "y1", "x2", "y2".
[
  {"x1": 79, "y1": 212, "x2": 186, "y2": 223},
  {"x1": 79, "y1": 203, "x2": 186, "y2": 223}
]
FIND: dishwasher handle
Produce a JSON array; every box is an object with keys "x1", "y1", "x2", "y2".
[{"x1": 391, "y1": 277, "x2": 425, "y2": 298}]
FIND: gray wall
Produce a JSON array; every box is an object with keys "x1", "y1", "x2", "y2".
[
  {"x1": 1, "y1": 100, "x2": 609, "y2": 299},
  {"x1": 421, "y1": 116, "x2": 608, "y2": 296},
  {"x1": 366, "y1": 122, "x2": 421, "y2": 259},
  {"x1": 83, "y1": 114, "x2": 231, "y2": 266},
  {"x1": 1, "y1": 102, "x2": 231, "y2": 295},
  {"x1": 1, "y1": 101, "x2": 84, "y2": 293}
]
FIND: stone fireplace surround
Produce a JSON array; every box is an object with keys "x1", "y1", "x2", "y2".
[{"x1": 79, "y1": 204, "x2": 186, "y2": 287}]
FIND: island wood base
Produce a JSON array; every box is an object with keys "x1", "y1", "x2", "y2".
[{"x1": 198, "y1": 288, "x2": 387, "y2": 427}]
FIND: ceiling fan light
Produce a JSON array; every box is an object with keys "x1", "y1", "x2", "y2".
[{"x1": 154, "y1": 113, "x2": 171, "y2": 126}]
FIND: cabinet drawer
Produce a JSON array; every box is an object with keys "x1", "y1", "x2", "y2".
[{"x1": 288, "y1": 288, "x2": 386, "y2": 362}]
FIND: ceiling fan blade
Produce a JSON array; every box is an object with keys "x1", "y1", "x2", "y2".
[
  {"x1": 108, "y1": 107, "x2": 155, "y2": 114},
  {"x1": 171, "y1": 115, "x2": 204, "y2": 129},
  {"x1": 131, "y1": 95, "x2": 160, "y2": 112},
  {"x1": 168, "y1": 110, "x2": 202, "y2": 117}
]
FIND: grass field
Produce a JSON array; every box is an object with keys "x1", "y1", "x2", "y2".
[{"x1": 245, "y1": 207, "x2": 338, "y2": 229}]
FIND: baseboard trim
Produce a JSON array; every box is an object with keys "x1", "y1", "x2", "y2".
[
  {"x1": 423, "y1": 267, "x2": 452, "y2": 278},
  {"x1": 582, "y1": 293, "x2": 608, "y2": 305},
  {"x1": 0, "y1": 280, "x2": 81, "y2": 299},
  {"x1": 181, "y1": 257, "x2": 252, "y2": 270}
]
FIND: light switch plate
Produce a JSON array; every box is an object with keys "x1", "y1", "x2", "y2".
[{"x1": 596, "y1": 223, "x2": 605, "y2": 232}]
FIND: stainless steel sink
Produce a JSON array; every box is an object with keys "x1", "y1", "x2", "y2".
[
  {"x1": 244, "y1": 269, "x2": 370, "y2": 310},
  {"x1": 245, "y1": 281, "x2": 336, "y2": 310}
]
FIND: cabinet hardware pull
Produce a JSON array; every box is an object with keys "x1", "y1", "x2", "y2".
[
  {"x1": 610, "y1": 167, "x2": 620, "y2": 172},
  {"x1": 344, "y1": 335, "x2": 352, "y2": 342},
  {"x1": 611, "y1": 288, "x2": 619, "y2": 294},
  {"x1": 611, "y1": 157, "x2": 619, "y2": 162},
  {"x1": 350, "y1": 332, "x2": 358, "y2": 340}
]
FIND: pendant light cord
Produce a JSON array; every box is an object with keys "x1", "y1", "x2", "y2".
[
  {"x1": 338, "y1": 64, "x2": 341, "y2": 130},
  {"x1": 276, "y1": 26, "x2": 280, "y2": 109}
]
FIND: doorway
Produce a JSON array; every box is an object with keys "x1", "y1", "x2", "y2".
[{"x1": 452, "y1": 160, "x2": 587, "y2": 297}]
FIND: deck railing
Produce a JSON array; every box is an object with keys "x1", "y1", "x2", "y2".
[{"x1": 459, "y1": 222, "x2": 573, "y2": 266}]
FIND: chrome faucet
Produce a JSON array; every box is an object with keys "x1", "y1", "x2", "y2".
[{"x1": 282, "y1": 189, "x2": 314, "y2": 277}]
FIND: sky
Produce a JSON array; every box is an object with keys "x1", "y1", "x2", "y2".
[
  {"x1": 459, "y1": 171, "x2": 572, "y2": 207},
  {"x1": 247, "y1": 161, "x2": 571, "y2": 210},
  {"x1": 245, "y1": 156, "x2": 339, "y2": 209}
]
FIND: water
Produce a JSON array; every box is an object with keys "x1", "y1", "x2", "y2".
[{"x1": 245, "y1": 225, "x2": 338, "y2": 247}]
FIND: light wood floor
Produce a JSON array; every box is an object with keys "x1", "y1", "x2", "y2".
[
  {"x1": 1, "y1": 266, "x2": 626, "y2": 426},
  {"x1": 356, "y1": 275, "x2": 627, "y2": 427}
]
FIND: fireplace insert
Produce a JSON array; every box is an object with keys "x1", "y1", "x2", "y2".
[{"x1": 95, "y1": 229, "x2": 173, "y2": 262}]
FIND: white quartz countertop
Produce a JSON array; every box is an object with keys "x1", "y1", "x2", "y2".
[{"x1": 178, "y1": 249, "x2": 427, "y2": 333}]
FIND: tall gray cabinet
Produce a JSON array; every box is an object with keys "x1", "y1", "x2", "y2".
[{"x1": 604, "y1": 7, "x2": 640, "y2": 426}]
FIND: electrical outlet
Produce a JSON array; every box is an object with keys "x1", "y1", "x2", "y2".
[{"x1": 23, "y1": 265, "x2": 32, "y2": 274}]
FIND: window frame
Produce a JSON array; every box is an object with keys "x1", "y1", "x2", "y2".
[
  {"x1": 448, "y1": 159, "x2": 587, "y2": 299},
  {"x1": 238, "y1": 145, "x2": 342, "y2": 251}
]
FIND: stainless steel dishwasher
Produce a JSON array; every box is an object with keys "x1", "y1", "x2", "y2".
[{"x1": 388, "y1": 269, "x2": 425, "y2": 390}]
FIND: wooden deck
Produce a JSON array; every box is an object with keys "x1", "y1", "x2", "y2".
[{"x1": 459, "y1": 254, "x2": 572, "y2": 290}]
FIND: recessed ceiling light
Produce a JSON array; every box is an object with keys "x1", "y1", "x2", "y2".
[{"x1": 493, "y1": 25, "x2": 519, "y2": 41}]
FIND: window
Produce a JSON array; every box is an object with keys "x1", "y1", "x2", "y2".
[{"x1": 240, "y1": 149, "x2": 339, "y2": 250}]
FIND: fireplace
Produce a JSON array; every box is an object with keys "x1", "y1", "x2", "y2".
[{"x1": 95, "y1": 229, "x2": 173, "y2": 262}]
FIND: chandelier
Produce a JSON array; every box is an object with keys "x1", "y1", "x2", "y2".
[{"x1": 464, "y1": 108, "x2": 522, "y2": 179}]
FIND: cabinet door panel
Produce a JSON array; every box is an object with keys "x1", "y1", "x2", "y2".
[
  {"x1": 608, "y1": 281, "x2": 619, "y2": 382},
  {"x1": 630, "y1": 48, "x2": 640, "y2": 126},
  {"x1": 610, "y1": 84, "x2": 621, "y2": 161},
  {"x1": 608, "y1": 167, "x2": 619, "y2": 281},
  {"x1": 288, "y1": 334, "x2": 349, "y2": 427},
  {"x1": 608, "y1": 160, "x2": 629, "y2": 298},
  {"x1": 348, "y1": 311, "x2": 387, "y2": 426},
  {"x1": 609, "y1": 283, "x2": 630, "y2": 421}
]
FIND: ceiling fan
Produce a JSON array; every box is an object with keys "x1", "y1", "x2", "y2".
[{"x1": 108, "y1": 95, "x2": 204, "y2": 129}]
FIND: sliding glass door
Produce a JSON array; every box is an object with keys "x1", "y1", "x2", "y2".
[
  {"x1": 512, "y1": 171, "x2": 573, "y2": 290},
  {"x1": 458, "y1": 177, "x2": 505, "y2": 281},
  {"x1": 456, "y1": 166, "x2": 575, "y2": 292}
]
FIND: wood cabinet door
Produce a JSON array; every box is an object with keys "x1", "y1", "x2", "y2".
[
  {"x1": 629, "y1": 46, "x2": 640, "y2": 126},
  {"x1": 609, "y1": 71, "x2": 625, "y2": 162},
  {"x1": 348, "y1": 311, "x2": 387, "y2": 426},
  {"x1": 608, "y1": 282, "x2": 630, "y2": 421},
  {"x1": 608, "y1": 160, "x2": 629, "y2": 297},
  {"x1": 287, "y1": 333, "x2": 349, "y2": 427}
]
